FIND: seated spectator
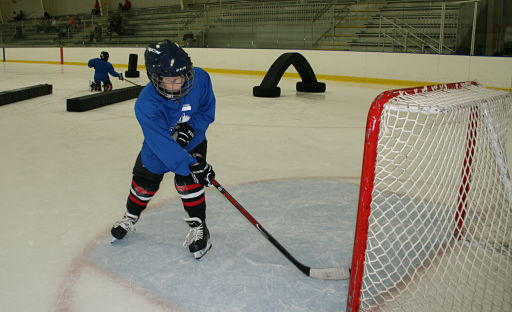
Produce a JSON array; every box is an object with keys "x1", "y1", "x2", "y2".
[
  {"x1": 123, "y1": 0, "x2": 131, "y2": 11},
  {"x1": 37, "y1": 15, "x2": 50, "y2": 33},
  {"x1": 50, "y1": 17, "x2": 57, "y2": 29},
  {"x1": 12, "y1": 10, "x2": 24, "y2": 21},
  {"x1": 66, "y1": 16, "x2": 76, "y2": 32},
  {"x1": 117, "y1": 3, "x2": 123, "y2": 11},
  {"x1": 91, "y1": 0, "x2": 101, "y2": 16},
  {"x1": 44, "y1": 11, "x2": 52, "y2": 21},
  {"x1": 40, "y1": 16, "x2": 57, "y2": 33}
]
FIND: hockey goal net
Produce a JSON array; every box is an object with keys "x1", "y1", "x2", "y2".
[{"x1": 347, "y1": 81, "x2": 512, "y2": 312}]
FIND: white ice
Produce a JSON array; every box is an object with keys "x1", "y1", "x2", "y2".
[{"x1": 0, "y1": 61, "x2": 436, "y2": 312}]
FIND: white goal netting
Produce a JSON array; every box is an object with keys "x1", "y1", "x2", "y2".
[{"x1": 349, "y1": 83, "x2": 512, "y2": 312}]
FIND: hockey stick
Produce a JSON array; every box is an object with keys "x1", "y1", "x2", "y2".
[
  {"x1": 123, "y1": 77, "x2": 141, "y2": 87},
  {"x1": 211, "y1": 179, "x2": 350, "y2": 280}
]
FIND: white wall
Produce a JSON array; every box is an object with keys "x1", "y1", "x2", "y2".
[
  {"x1": 3, "y1": 47, "x2": 512, "y2": 89},
  {"x1": 49, "y1": 0, "x2": 95, "y2": 16},
  {"x1": 8, "y1": 0, "x2": 43, "y2": 19},
  {"x1": 4, "y1": 47, "x2": 62, "y2": 62}
]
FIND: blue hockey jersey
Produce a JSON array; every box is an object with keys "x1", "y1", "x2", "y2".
[
  {"x1": 135, "y1": 67, "x2": 216, "y2": 176},
  {"x1": 88, "y1": 58, "x2": 120, "y2": 82}
]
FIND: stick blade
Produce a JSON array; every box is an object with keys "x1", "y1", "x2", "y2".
[{"x1": 309, "y1": 267, "x2": 350, "y2": 280}]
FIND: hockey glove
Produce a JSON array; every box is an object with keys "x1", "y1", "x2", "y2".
[
  {"x1": 190, "y1": 154, "x2": 215, "y2": 187},
  {"x1": 172, "y1": 123, "x2": 195, "y2": 148},
  {"x1": 118, "y1": 73, "x2": 124, "y2": 80}
]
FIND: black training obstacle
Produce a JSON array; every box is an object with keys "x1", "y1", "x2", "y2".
[
  {"x1": 253, "y1": 53, "x2": 326, "y2": 98},
  {"x1": 125, "y1": 53, "x2": 140, "y2": 78},
  {"x1": 0, "y1": 84, "x2": 52, "y2": 106},
  {"x1": 67, "y1": 85, "x2": 143, "y2": 112}
]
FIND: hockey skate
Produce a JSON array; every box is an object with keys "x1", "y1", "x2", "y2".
[
  {"x1": 90, "y1": 81, "x2": 101, "y2": 92},
  {"x1": 111, "y1": 212, "x2": 138, "y2": 242},
  {"x1": 183, "y1": 217, "x2": 212, "y2": 259},
  {"x1": 102, "y1": 83, "x2": 113, "y2": 92}
]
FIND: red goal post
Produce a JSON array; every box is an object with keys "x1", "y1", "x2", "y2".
[{"x1": 347, "y1": 81, "x2": 512, "y2": 312}]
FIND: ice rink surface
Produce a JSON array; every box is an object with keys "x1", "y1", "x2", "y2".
[{"x1": 0, "y1": 61, "x2": 411, "y2": 311}]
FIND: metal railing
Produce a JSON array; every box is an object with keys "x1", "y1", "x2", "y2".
[
  {"x1": 199, "y1": 0, "x2": 361, "y2": 49},
  {"x1": 377, "y1": 15, "x2": 455, "y2": 54},
  {"x1": 311, "y1": 2, "x2": 356, "y2": 48}
]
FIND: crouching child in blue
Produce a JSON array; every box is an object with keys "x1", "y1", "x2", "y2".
[{"x1": 88, "y1": 51, "x2": 123, "y2": 91}]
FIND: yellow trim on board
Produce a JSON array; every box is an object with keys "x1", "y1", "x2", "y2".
[
  {"x1": 200, "y1": 68, "x2": 437, "y2": 88},
  {"x1": 3, "y1": 59, "x2": 511, "y2": 91},
  {"x1": 201, "y1": 67, "x2": 266, "y2": 76},
  {"x1": 487, "y1": 86, "x2": 512, "y2": 91},
  {"x1": 5, "y1": 59, "x2": 62, "y2": 65},
  {"x1": 64, "y1": 61, "x2": 89, "y2": 66}
]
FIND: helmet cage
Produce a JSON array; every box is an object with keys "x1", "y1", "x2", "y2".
[{"x1": 148, "y1": 68, "x2": 194, "y2": 100}]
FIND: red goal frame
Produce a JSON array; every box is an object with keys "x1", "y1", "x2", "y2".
[{"x1": 346, "y1": 81, "x2": 478, "y2": 312}]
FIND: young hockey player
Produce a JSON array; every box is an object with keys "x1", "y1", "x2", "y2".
[
  {"x1": 88, "y1": 51, "x2": 123, "y2": 91},
  {"x1": 111, "y1": 40, "x2": 216, "y2": 260}
]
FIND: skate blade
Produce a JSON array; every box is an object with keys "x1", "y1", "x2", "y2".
[
  {"x1": 110, "y1": 237, "x2": 119, "y2": 244},
  {"x1": 193, "y1": 242, "x2": 212, "y2": 260}
]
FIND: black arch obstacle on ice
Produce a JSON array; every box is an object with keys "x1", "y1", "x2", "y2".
[
  {"x1": 253, "y1": 53, "x2": 326, "y2": 98},
  {"x1": 66, "y1": 85, "x2": 143, "y2": 112},
  {"x1": 0, "y1": 84, "x2": 52, "y2": 106}
]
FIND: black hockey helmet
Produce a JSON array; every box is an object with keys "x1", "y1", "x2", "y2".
[
  {"x1": 100, "y1": 51, "x2": 109, "y2": 61},
  {"x1": 144, "y1": 40, "x2": 194, "y2": 100}
]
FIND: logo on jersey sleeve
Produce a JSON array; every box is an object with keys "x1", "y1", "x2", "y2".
[{"x1": 178, "y1": 113, "x2": 191, "y2": 123}]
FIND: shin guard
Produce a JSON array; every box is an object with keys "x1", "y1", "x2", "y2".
[
  {"x1": 175, "y1": 179, "x2": 206, "y2": 221},
  {"x1": 126, "y1": 175, "x2": 160, "y2": 216}
]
